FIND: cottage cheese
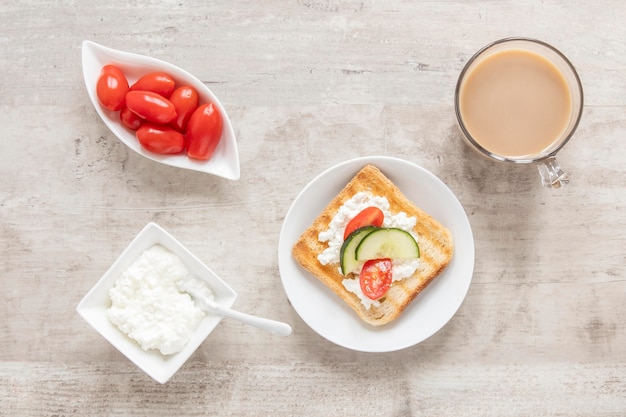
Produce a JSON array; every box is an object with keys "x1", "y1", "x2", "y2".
[
  {"x1": 107, "y1": 245, "x2": 211, "y2": 355},
  {"x1": 317, "y1": 191, "x2": 420, "y2": 309}
]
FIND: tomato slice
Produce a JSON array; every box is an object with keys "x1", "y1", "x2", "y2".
[
  {"x1": 359, "y1": 258, "x2": 393, "y2": 300},
  {"x1": 343, "y1": 206, "x2": 384, "y2": 240}
]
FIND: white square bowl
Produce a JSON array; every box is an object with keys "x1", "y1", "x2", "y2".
[{"x1": 76, "y1": 222, "x2": 237, "y2": 384}]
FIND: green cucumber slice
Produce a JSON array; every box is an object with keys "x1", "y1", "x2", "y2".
[
  {"x1": 355, "y1": 228, "x2": 420, "y2": 261},
  {"x1": 339, "y1": 226, "x2": 379, "y2": 275}
]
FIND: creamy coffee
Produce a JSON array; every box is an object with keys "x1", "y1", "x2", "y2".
[{"x1": 458, "y1": 49, "x2": 572, "y2": 159}]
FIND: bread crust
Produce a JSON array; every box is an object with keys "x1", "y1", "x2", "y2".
[{"x1": 291, "y1": 164, "x2": 454, "y2": 326}]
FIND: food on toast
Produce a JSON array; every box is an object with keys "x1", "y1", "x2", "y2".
[{"x1": 291, "y1": 164, "x2": 454, "y2": 326}]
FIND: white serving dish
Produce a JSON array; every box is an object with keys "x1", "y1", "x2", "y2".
[
  {"x1": 81, "y1": 40, "x2": 240, "y2": 180},
  {"x1": 76, "y1": 222, "x2": 237, "y2": 383},
  {"x1": 278, "y1": 156, "x2": 475, "y2": 352}
]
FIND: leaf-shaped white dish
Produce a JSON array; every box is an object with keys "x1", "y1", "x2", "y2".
[{"x1": 81, "y1": 40, "x2": 240, "y2": 180}]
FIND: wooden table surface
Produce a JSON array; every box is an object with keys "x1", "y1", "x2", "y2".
[{"x1": 2, "y1": 1, "x2": 625, "y2": 415}]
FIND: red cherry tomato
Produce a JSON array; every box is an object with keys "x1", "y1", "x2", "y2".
[
  {"x1": 120, "y1": 106, "x2": 143, "y2": 130},
  {"x1": 125, "y1": 90, "x2": 177, "y2": 124},
  {"x1": 96, "y1": 64, "x2": 129, "y2": 111},
  {"x1": 360, "y1": 258, "x2": 393, "y2": 300},
  {"x1": 169, "y1": 86, "x2": 199, "y2": 132},
  {"x1": 343, "y1": 206, "x2": 384, "y2": 240},
  {"x1": 136, "y1": 123, "x2": 185, "y2": 154},
  {"x1": 130, "y1": 72, "x2": 176, "y2": 97},
  {"x1": 185, "y1": 102, "x2": 223, "y2": 160}
]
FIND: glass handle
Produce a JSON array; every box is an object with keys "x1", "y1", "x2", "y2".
[{"x1": 537, "y1": 156, "x2": 570, "y2": 188}]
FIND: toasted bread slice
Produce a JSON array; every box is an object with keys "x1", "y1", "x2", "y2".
[{"x1": 292, "y1": 164, "x2": 454, "y2": 326}]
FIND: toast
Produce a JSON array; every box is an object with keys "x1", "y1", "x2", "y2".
[{"x1": 292, "y1": 164, "x2": 454, "y2": 326}]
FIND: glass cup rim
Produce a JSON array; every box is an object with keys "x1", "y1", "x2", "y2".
[{"x1": 454, "y1": 37, "x2": 584, "y2": 164}]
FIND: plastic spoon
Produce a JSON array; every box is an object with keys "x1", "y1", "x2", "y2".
[{"x1": 177, "y1": 280, "x2": 292, "y2": 337}]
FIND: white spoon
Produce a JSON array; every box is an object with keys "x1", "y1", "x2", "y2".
[{"x1": 178, "y1": 280, "x2": 292, "y2": 337}]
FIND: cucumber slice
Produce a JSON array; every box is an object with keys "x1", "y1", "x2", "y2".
[
  {"x1": 355, "y1": 228, "x2": 420, "y2": 261},
  {"x1": 339, "y1": 226, "x2": 379, "y2": 275}
]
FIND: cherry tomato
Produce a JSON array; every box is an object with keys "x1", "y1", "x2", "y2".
[
  {"x1": 125, "y1": 90, "x2": 177, "y2": 124},
  {"x1": 343, "y1": 207, "x2": 384, "y2": 240},
  {"x1": 96, "y1": 64, "x2": 129, "y2": 111},
  {"x1": 130, "y1": 72, "x2": 176, "y2": 97},
  {"x1": 120, "y1": 106, "x2": 143, "y2": 130},
  {"x1": 360, "y1": 258, "x2": 393, "y2": 300},
  {"x1": 168, "y1": 86, "x2": 199, "y2": 132},
  {"x1": 136, "y1": 123, "x2": 185, "y2": 154},
  {"x1": 185, "y1": 102, "x2": 223, "y2": 160}
]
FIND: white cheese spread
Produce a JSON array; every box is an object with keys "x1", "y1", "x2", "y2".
[
  {"x1": 317, "y1": 191, "x2": 420, "y2": 309},
  {"x1": 107, "y1": 244, "x2": 211, "y2": 355}
]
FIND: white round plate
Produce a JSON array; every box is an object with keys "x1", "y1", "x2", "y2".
[
  {"x1": 278, "y1": 156, "x2": 474, "y2": 352},
  {"x1": 81, "y1": 40, "x2": 240, "y2": 180}
]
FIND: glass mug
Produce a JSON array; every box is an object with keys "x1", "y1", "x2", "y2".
[{"x1": 454, "y1": 38, "x2": 584, "y2": 188}]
